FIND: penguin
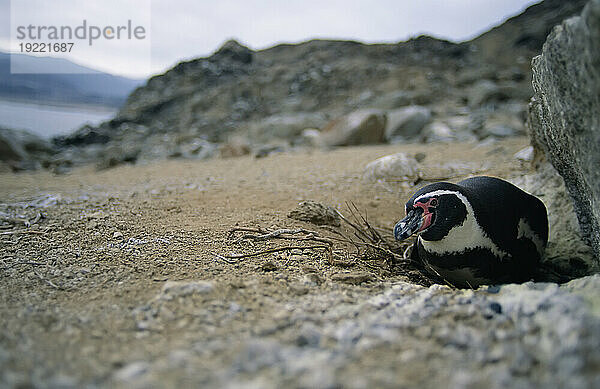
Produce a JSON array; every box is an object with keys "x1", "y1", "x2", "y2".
[{"x1": 394, "y1": 176, "x2": 548, "y2": 288}]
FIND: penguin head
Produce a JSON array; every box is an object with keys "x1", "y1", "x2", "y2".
[{"x1": 394, "y1": 182, "x2": 468, "y2": 242}]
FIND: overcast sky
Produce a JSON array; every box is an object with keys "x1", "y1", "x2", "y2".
[{"x1": 0, "y1": 0, "x2": 541, "y2": 79}]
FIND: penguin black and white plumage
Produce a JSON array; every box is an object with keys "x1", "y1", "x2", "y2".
[{"x1": 394, "y1": 176, "x2": 548, "y2": 288}]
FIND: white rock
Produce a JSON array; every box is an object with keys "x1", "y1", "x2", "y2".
[
  {"x1": 514, "y1": 146, "x2": 534, "y2": 162},
  {"x1": 363, "y1": 153, "x2": 420, "y2": 183},
  {"x1": 422, "y1": 121, "x2": 456, "y2": 142},
  {"x1": 113, "y1": 361, "x2": 149, "y2": 381}
]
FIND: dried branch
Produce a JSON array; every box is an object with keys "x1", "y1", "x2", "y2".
[
  {"x1": 230, "y1": 227, "x2": 333, "y2": 245},
  {"x1": 217, "y1": 244, "x2": 331, "y2": 262},
  {"x1": 31, "y1": 267, "x2": 63, "y2": 290}
]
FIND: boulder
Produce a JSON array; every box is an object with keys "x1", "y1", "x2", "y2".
[
  {"x1": 246, "y1": 113, "x2": 327, "y2": 143},
  {"x1": 468, "y1": 80, "x2": 505, "y2": 107},
  {"x1": 529, "y1": 0, "x2": 600, "y2": 263},
  {"x1": 385, "y1": 106, "x2": 431, "y2": 141},
  {"x1": 421, "y1": 121, "x2": 456, "y2": 143},
  {"x1": 363, "y1": 153, "x2": 420, "y2": 183},
  {"x1": 480, "y1": 112, "x2": 526, "y2": 139},
  {"x1": 321, "y1": 109, "x2": 386, "y2": 147}
]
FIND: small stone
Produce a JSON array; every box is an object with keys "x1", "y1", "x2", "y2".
[
  {"x1": 113, "y1": 231, "x2": 124, "y2": 239},
  {"x1": 414, "y1": 152, "x2": 426, "y2": 163},
  {"x1": 86, "y1": 211, "x2": 107, "y2": 220},
  {"x1": 302, "y1": 265, "x2": 318, "y2": 273},
  {"x1": 299, "y1": 128, "x2": 323, "y2": 147},
  {"x1": 303, "y1": 273, "x2": 324, "y2": 286},
  {"x1": 289, "y1": 284, "x2": 309, "y2": 295},
  {"x1": 113, "y1": 361, "x2": 149, "y2": 381},
  {"x1": 489, "y1": 302, "x2": 503, "y2": 314},
  {"x1": 514, "y1": 146, "x2": 534, "y2": 162},
  {"x1": 288, "y1": 200, "x2": 341, "y2": 226},
  {"x1": 422, "y1": 121, "x2": 456, "y2": 143},
  {"x1": 260, "y1": 261, "x2": 278, "y2": 272}
]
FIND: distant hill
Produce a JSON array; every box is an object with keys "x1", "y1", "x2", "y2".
[
  {"x1": 0, "y1": 52, "x2": 144, "y2": 107},
  {"x1": 470, "y1": 0, "x2": 588, "y2": 65},
  {"x1": 52, "y1": 0, "x2": 588, "y2": 168}
]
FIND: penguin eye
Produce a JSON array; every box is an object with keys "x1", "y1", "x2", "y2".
[{"x1": 430, "y1": 198, "x2": 438, "y2": 207}]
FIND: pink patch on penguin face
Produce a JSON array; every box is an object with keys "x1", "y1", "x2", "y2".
[
  {"x1": 418, "y1": 212, "x2": 434, "y2": 232},
  {"x1": 413, "y1": 197, "x2": 437, "y2": 232}
]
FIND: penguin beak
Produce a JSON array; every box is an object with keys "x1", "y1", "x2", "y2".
[{"x1": 394, "y1": 208, "x2": 425, "y2": 241}]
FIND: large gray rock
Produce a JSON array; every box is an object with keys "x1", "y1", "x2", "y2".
[
  {"x1": 321, "y1": 109, "x2": 386, "y2": 146},
  {"x1": 529, "y1": 0, "x2": 600, "y2": 263},
  {"x1": 385, "y1": 106, "x2": 431, "y2": 141},
  {"x1": 468, "y1": 80, "x2": 503, "y2": 107}
]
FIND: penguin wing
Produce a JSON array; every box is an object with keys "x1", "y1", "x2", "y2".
[{"x1": 458, "y1": 176, "x2": 548, "y2": 258}]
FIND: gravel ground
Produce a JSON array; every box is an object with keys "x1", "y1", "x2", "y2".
[{"x1": 2, "y1": 138, "x2": 599, "y2": 388}]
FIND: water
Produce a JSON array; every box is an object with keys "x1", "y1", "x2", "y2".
[{"x1": 0, "y1": 99, "x2": 117, "y2": 139}]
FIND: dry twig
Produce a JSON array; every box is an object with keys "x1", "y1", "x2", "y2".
[
  {"x1": 31, "y1": 267, "x2": 63, "y2": 290},
  {"x1": 216, "y1": 244, "x2": 331, "y2": 262}
]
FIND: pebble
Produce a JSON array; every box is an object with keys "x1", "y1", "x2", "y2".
[
  {"x1": 260, "y1": 261, "x2": 278, "y2": 272},
  {"x1": 113, "y1": 361, "x2": 149, "y2": 381}
]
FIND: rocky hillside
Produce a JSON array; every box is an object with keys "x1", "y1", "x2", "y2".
[{"x1": 2, "y1": 0, "x2": 587, "y2": 172}]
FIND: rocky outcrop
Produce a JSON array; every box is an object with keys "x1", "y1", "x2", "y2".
[{"x1": 529, "y1": 0, "x2": 600, "y2": 263}]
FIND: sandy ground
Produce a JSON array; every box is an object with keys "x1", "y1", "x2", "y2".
[{"x1": 0, "y1": 138, "x2": 531, "y2": 387}]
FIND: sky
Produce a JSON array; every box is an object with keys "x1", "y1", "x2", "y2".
[{"x1": 0, "y1": 0, "x2": 542, "y2": 79}]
